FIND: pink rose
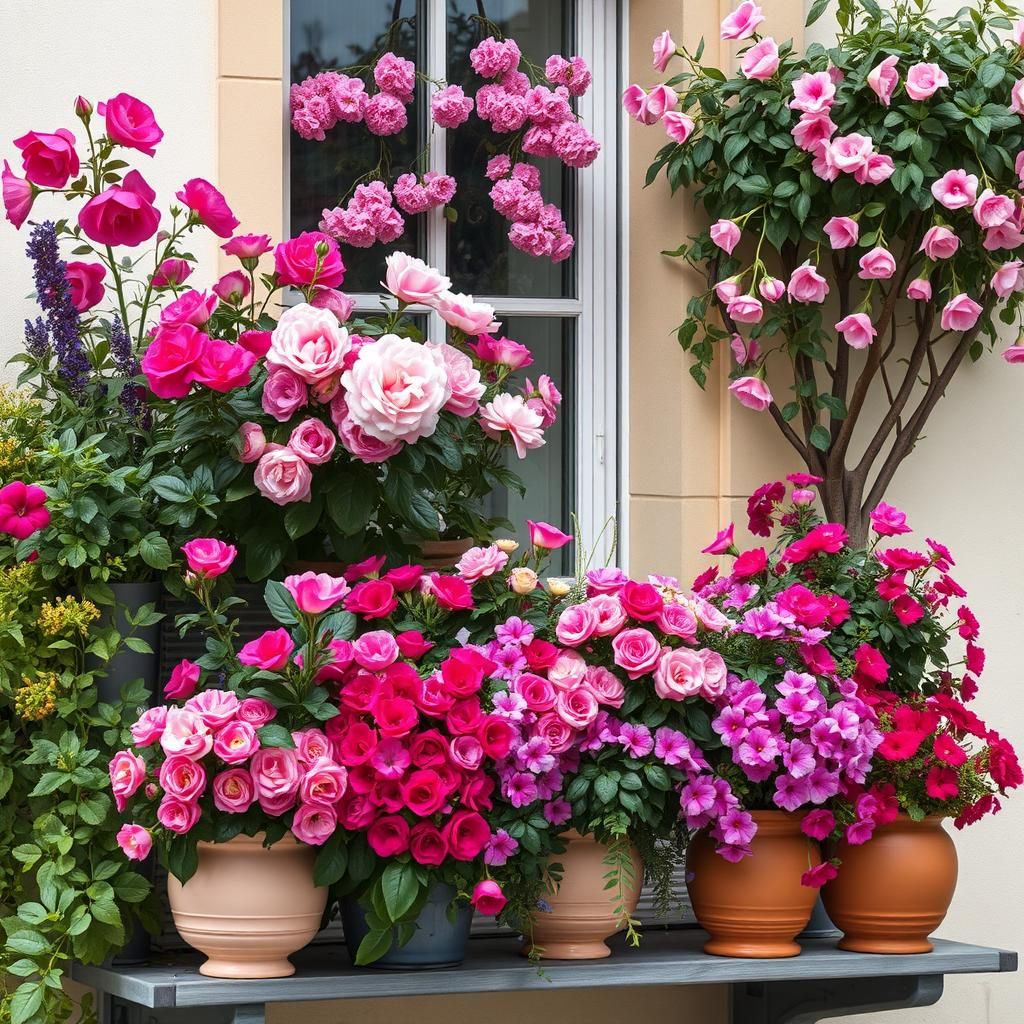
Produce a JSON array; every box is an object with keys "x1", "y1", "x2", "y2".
[
  {"x1": 657, "y1": 601, "x2": 698, "y2": 640},
  {"x1": 906, "y1": 278, "x2": 932, "y2": 301},
  {"x1": 1003, "y1": 344, "x2": 1024, "y2": 363},
  {"x1": 611, "y1": 627, "x2": 661, "y2": 679},
  {"x1": 239, "y1": 628, "x2": 294, "y2": 671},
  {"x1": 78, "y1": 170, "x2": 160, "y2": 247},
  {"x1": 299, "y1": 758, "x2": 348, "y2": 805},
  {"x1": 384, "y1": 252, "x2": 451, "y2": 304},
  {"x1": 212, "y1": 721, "x2": 260, "y2": 765},
  {"x1": 175, "y1": 178, "x2": 239, "y2": 238},
  {"x1": 868, "y1": 55, "x2": 899, "y2": 106},
  {"x1": 158, "y1": 753, "x2": 207, "y2": 801},
  {"x1": 726, "y1": 295, "x2": 763, "y2": 324},
  {"x1": 721, "y1": 1, "x2": 764, "y2": 40},
  {"x1": 293, "y1": 728, "x2": 333, "y2": 768},
  {"x1": 109, "y1": 750, "x2": 146, "y2": 811},
  {"x1": 288, "y1": 417, "x2": 336, "y2": 465},
  {"x1": 250, "y1": 747, "x2": 301, "y2": 814},
  {"x1": 588, "y1": 594, "x2": 627, "y2": 637},
  {"x1": 920, "y1": 225, "x2": 960, "y2": 260},
  {"x1": 758, "y1": 277, "x2": 785, "y2": 303},
  {"x1": 640, "y1": 85, "x2": 679, "y2": 124},
  {"x1": 1014, "y1": 79, "x2": 1024, "y2": 116},
  {"x1": 823, "y1": 216, "x2": 858, "y2": 249},
  {"x1": 654, "y1": 647, "x2": 705, "y2": 700},
  {"x1": 555, "y1": 686, "x2": 600, "y2": 729},
  {"x1": 730, "y1": 333, "x2": 761, "y2": 365},
  {"x1": 141, "y1": 323, "x2": 206, "y2": 399},
  {"x1": 826, "y1": 133, "x2": 873, "y2": 175},
  {"x1": 940, "y1": 294, "x2": 983, "y2": 332},
  {"x1": 116, "y1": 824, "x2": 152, "y2": 861},
  {"x1": 442, "y1": 809, "x2": 490, "y2": 860},
  {"x1": 262, "y1": 368, "x2": 308, "y2": 422},
  {"x1": 334, "y1": 400, "x2": 404, "y2": 462},
  {"x1": 710, "y1": 219, "x2": 741, "y2": 255},
  {"x1": 931, "y1": 169, "x2": 978, "y2": 210},
  {"x1": 698, "y1": 649, "x2": 728, "y2": 699},
  {"x1": 352, "y1": 630, "x2": 399, "y2": 672},
  {"x1": 527, "y1": 520, "x2": 572, "y2": 549},
  {"x1": 741, "y1": 37, "x2": 779, "y2": 81},
  {"x1": 182, "y1": 689, "x2": 240, "y2": 729},
  {"x1": 152, "y1": 257, "x2": 193, "y2": 288},
  {"x1": 164, "y1": 659, "x2": 201, "y2": 700},
  {"x1": 194, "y1": 339, "x2": 256, "y2": 393},
  {"x1": 468, "y1": 333, "x2": 533, "y2": 369},
  {"x1": 652, "y1": 29, "x2": 677, "y2": 72},
  {"x1": 905, "y1": 62, "x2": 948, "y2": 101},
  {"x1": 787, "y1": 261, "x2": 829, "y2": 303},
  {"x1": 222, "y1": 233, "x2": 273, "y2": 260},
  {"x1": 471, "y1": 879, "x2": 507, "y2": 916},
  {"x1": 284, "y1": 570, "x2": 349, "y2": 614},
  {"x1": 368, "y1": 815, "x2": 411, "y2": 856},
  {"x1": 2, "y1": 161, "x2": 34, "y2": 229},
  {"x1": 238, "y1": 422, "x2": 267, "y2": 464},
  {"x1": 663, "y1": 111, "x2": 695, "y2": 144},
  {"x1": 992, "y1": 260, "x2": 1024, "y2": 298},
  {"x1": 535, "y1": 712, "x2": 574, "y2": 754},
  {"x1": 274, "y1": 231, "x2": 345, "y2": 289},
  {"x1": 159, "y1": 707, "x2": 213, "y2": 760},
  {"x1": 439, "y1": 343, "x2": 485, "y2": 417},
  {"x1": 157, "y1": 796, "x2": 201, "y2": 835},
  {"x1": 789, "y1": 71, "x2": 836, "y2": 113},
  {"x1": 435, "y1": 292, "x2": 501, "y2": 335},
  {"x1": 341, "y1": 334, "x2": 450, "y2": 444},
  {"x1": 291, "y1": 802, "x2": 338, "y2": 846},
  {"x1": 728, "y1": 376, "x2": 773, "y2": 412},
  {"x1": 14, "y1": 128, "x2": 79, "y2": 188},
  {"x1": 182, "y1": 538, "x2": 237, "y2": 577},
  {"x1": 857, "y1": 246, "x2": 896, "y2": 280},
  {"x1": 431, "y1": 84, "x2": 474, "y2": 129},
  {"x1": 457, "y1": 544, "x2": 509, "y2": 583},
  {"x1": 268, "y1": 303, "x2": 350, "y2": 386},
  {"x1": 104, "y1": 93, "x2": 164, "y2": 155},
  {"x1": 309, "y1": 286, "x2": 354, "y2": 324},
  {"x1": 212, "y1": 270, "x2": 250, "y2": 305},
  {"x1": 238, "y1": 697, "x2": 277, "y2": 727},
  {"x1": 513, "y1": 673, "x2": 556, "y2": 712},
  {"x1": 547, "y1": 650, "x2": 587, "y2": 689},
  {"x1": 856, "y1": 152, "x2": 895, "y2": 186},
  {"x1": 479, "y1": 394, "x2": 545, "y2": 458},
  {"x1": 973, "y1": 188, "x2": 1015, "y2": 229},
  {"x1": 555, "y1": 603, "x2": 599, "y2": 647},
  {"x1": 129, "y1": 706, "x2": 167, "y2": 747},
  {"x1": 584, "y1": 665, "x2": 625, "y2": 707},
  {"x1": 160, "y1": 289, "x2": 218, "y2": 328},
  {"x1": 792, "y1": 112, "x2": 836, "y2": 152},
  {"x1": 835, "y1": 313, "x2": 876, "y2": 350},
  {"x1": 449, "y1": 735, "x2": 484, "y2": 772},
  {"x1": 212, "y1": 768, "x2": 256, "y2": 813},
  {"x1": 253, "y1": 447, "x2": 313, "y2": 505}
]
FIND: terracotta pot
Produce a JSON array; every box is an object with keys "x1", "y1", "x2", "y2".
[
  {"x1": 284, "y1": 560, "x2": 348, "y2": 575},
  {"x1": 418, "y1": 537, "x2": 474, "y2": 570},
  {"x1": 167, "y1": 833, "x2": 326, "y2": 978},
  {"x1": 823, "y1": 814, "x2": 957, "y2": 954},
  {"x1": 686, "y1": 810, "x2": 820, "y2": 958},
  {"x1": 522, "y1": 830, "x2": 644, "y2": 960}
]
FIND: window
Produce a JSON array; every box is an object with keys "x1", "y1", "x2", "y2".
[{"x1": 286, "y1": 0, "x2": 621, "y2": 568}]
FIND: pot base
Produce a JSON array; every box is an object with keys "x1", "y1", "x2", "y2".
[
  {"x1": 836, "y1": 936, "x2": 933, "y2": 955},
  {"x1": 521, "y1": 939, "x2": 612, "y2": 960},
  {"x1": 703, "y1": 937, "x2": 802, "y2": 959},
  {"x1": 199, "y1": 957, "x2": 296, "y2": 979}
]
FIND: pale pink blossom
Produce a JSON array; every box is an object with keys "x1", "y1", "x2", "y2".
[
  {"x1": 267, "y1": 303, "x2": 350, "y2": 386},
  {"x1": 435, "y1": 292, "x2": 501, "y2": 335},
  {"x1": 730, "y1": 333, "x2": 761, "y2": 365},
  {"x1": 823, "y1": 216, "x2": 859, "y2": 249},
  {"x1": 857, "y1": 153, "x2": 895, "y2": 185},
  {"x1": 741, "y1": 38, "x2": 779, "y2": 81},
  {"x1": 787, "y1": 261, "x2": 829, "y2": 303},
  {"x1": 438, "y1": 342, "x2": 485, "y2": 417},
  {"x1": 116, "y1": 824, "x2": 152, "y2": 861},
  {"x1": 457, "y1": 545, "x2": 509, "y2": 583},
  {"x1": 973, "y1": 188, "x2": 1015, "y2": 229},
  {"x1": 710, "y1": 219, "x2": 741, "y2": 255},
  {"x1": 868, "y1": 55, "x2": 899, "y2": 106},
  {"x1": 940, "y1": 294, "x2": 983, "y2": 332},
  {"x1": 931, "y1": 169, "x2": 978, "y2": 210},
  {"x1": 253, "y1": 447, "x2": 313, "y2": 505},
  {"x1": 384, "y1": 252, "x2": 450, "y2": 305},
  {"x1": 905, "y1": 63, "x2": 948, "y2": 101},
  {"x1": 789, "y1": 71, "x2": 836, "y2": 114},
  {"x1": 721, "y1": 1, "x2": 764, "y2": 40},
  {"x1": 653, "y1": 30, "x2": 677, "y2": 72},
  {"x1": 726, "y1": 295, "x2": 763, "y2": 324},
  {"x1": 826, "y1": 133, "x2": 873, "y2": 175},
  {"x1": 834, "y1": 313, "x2": 876, "y2": 349},
  {"x1": 992, "y1": 260, "x2": 1024, "y2": 297},
  {"x1": 758, "y1": 277, "x2": 785, "y2": 302},
  {"x1": 728, "y1": 376, "x2": 773, "y2": 412},
  {"x1": 479, "y1": 393, "x2": 545, "y2": 458},
  {"x1": 858, "y1": 246, "x2": 897, "y2": 280},
  {"x1": 906, "y1": 278, "x2": 932, "y2": 301},
  {"x1": 920, "y1": 225, "x2": 959, "y2": 260},
  {"x1": 289, "y1": 418, "x2": 336, "y2": 464},
  {"x1": 791, "y1": 112, "x2": 836, "y2": 152},
  {"x1": 663, "y1": 112, "x2": 695, "y2": 144}
]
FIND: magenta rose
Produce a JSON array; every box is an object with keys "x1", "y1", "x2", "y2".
[
  {"x1": 237, "y1": 697, "x2": 276, "y2": 727},
  {"x1": 344, "y1": 579, "x2": 398, "y2": 618},
  {"x1": 620, "y1": 581, "x2": 663, "y2": 621},
  {"x1": 175, "y1": 178, "x2": 239, "y2": 238},
  {"x1": 443, "y1": 809, "x2": 490, "y2": 860},
  {"x1": 141, "y1": 323, "x2": 207, "y2": 399},
  {"x1": 409, "y1": 822, "x2": 448, "y2": 866},
  {"x1": 78, "y1": 169, "x2": 160, "y2": 247},
  {"x1": 63, "y1": 261, "x2": 106, "y2": 312},
  {"x1": 152, "y1": 257, "x2": 193, "y2": 288},
  {"x1": 368, "y1": 814, "x2": 411, "y2": 856},
  {"x1": 401, "y1": 768, "x2": 447, "y2": 816},
  {"x1": 284, "y1": 570, "x2": 349, "y2": 614},
  {"x1": 274, "y1": 231, "x2": 345, "y2": 288},
  {"x1": 239, "y1": 329, "x2": 273, "y2": 358},
  {"x1": 238, "y1": 627, "x2": 294, "y2": 671},
  {"x1": 251, "y1": 747, "x2": 301, "y2": 813},
  {"x1": 222, "y1": 233, "x2": 273, "y2": 260},
  {"x1": 163, "y1": 659, "x2": 201, "y2": 700},
  {"x1": 470, "y1": 879, "x2": 507, "y2": 915},
  {"x1": 14, "y1": 128, "x2": 79, "y2": 188},
  {"x1": 611, "y1": 627, "x2": 661, "y2": 679},
  {"x1": 253, "y1": 448, "x2": 313, "y2": 505},
  {"x1": 212, "y1": 768, "x2": 256, "y2": 813},
  {"x1": 212, "y1": 721, "x2": 260, "y2": 765},
  {"x1": 262, "y1": 368, "x2": 309, "y2": 422},
  {"x1": 526, "y1": 520, "x2": 572, "y2": 550},
  {"x1": 182, "y1": 538, "x2": 237, "y2": 577},
  {"x1": 160, "y1": 289, "x2": 219, "y2": 328},
  {"x1": 116, "y1": 824, "x2": 152, "y2": 861},
  {"x1": 288, "y1": 418, "x2": 337, "y2": 465},
  {"x1": 194, "y1": 338, "x2": 256, "y2": 392},
  {"x1": 157, "y1": 796, "x2": 201, "y2": 834},
  {"x1": 103, "y1": 93, "x2": 164, "y2": 155},
  {"x1": 513, "y1": 673, "x2": 556, "y2": 712}
]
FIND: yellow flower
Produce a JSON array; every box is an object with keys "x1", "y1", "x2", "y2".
[
  {"x1": 37, "y1": 596, "x2": 101, "y2": 637},
  {"x1": 14, "y1": 672, "x2": 58, "y2": 722}
]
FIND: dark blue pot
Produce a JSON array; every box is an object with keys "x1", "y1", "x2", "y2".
[{"x1": 341, "y1": 884, "x2": 474, "y2": 969}]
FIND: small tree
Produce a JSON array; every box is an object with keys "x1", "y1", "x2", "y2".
[{"x1": 632, "y1": 0, "x2": 1024, "y2": 545}]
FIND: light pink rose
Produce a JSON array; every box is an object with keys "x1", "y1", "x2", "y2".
[
  {"x1": 721, "y1": 1, "x2": 764, "y2": 40},
  {"x1": 352, "y1": 630, "x2": 400, "y2": 672},
  {"x1": 341, "y1": 334, "x2": 451, "y2": 443},
  {"x1": 730, "y1": 333, "x2": 761, "y2": 365},
  {"x1": 857, "y1": 153, "x2": 895, "y2": 186},
  {"x1": 547, "y1": 650, "x2": 587, "y2": 689},
  {"x1": 157, "y1": 796, "x2": 201, "y2": 834},
  {"x1": 789, "y1": 71, "x2": 836, "y2": 114},
  {"x1": 584, "y1": 665, "x2": 625, "y2": 707},
  {"x1": 657, "y1": 602, "x2": 698, "y2": 641},
  {"x1": 715, "y1": 278, "x2": 740, "y2": 303},
  {"x1": 1003, "y1": 345, "x2": 1024, "y2": 363},
  {"x1": 438, "y1": 342, "x2": 485, "y2": 417},
  {"x1": 334, "y1": 401, "x2": 404, "y2": 462},
  {"x1": 652, "y1": 30, "x2": 677, "y2": 72},
  {"x1": 697, "y1": 649, "x2": 727, "y2": 699},
  {"x1": 637, "y1": 84, "x2": 678, "y2": 124},
  {"x1": 212, "y1": 721, "x2": 260, "y2": 765},
  {"x1": 827, "y1": 133, "x2": 873, "y2": 175},
  {"x1": 835, "y1": 313, "x2": 876, "y2": 350},
  {"x1": 310, "y1": 286, "x2": 354, "y2": 323},
  {"x1": 973, "y1": 189, "x2": 1015, "y2": 229},
  {"x1": 238, "y1": 698, "x2": 277, "y2": 727},
  {"x1": 920, "y1": 225, "x2": 959, "y2": 260},
  {"x1": 611, "y1": 627, "x2": 661, "y2": 679},
  {"x1": 663, "y1": 111, "x2": 695, "y2": 144},
  {"x1": 787, "y1": 261, "x2": 829, "y2": 303},
  {"x1": 284, "y1": 570, "x2": 349, "y2": 613},
  {"x1": 267, "y1": 303, "x2": 350, "y2": 385},
  {"x1": 940, "y1": 294, "x2": 983, "y2": 332},
  {"x1": 298, "y1": 757, "x2": 348, "y2": 805},
  {"x1": 435, "y1": 292, "x2": 501, "y2": 335},
  {"x1": 726, "y1": 294, "x2": 763, "y2": 324},
  {"x1": 791, "y1": 112, "x2": 836, "y2": 152},
  {"x1": 868, "y1": 55, "x2": 899, "y2": 106},
  {"x1": 728, "y1": 375, "x2": 773, "y2": 411},
  {"x1": 905, "y1": 62, "x2": 948, "y2": 101},
  {"x1": 535, "y1": 712, "x2": 574, "y2": 754},
  {"x1": 479, "y1": 393, "x2": 545, "y2": 458},
  {"x1": 906, "y1": 278, "x2": 932, "y2": 301},
  {"x1": 992, "y1": 260, "x2": 1024, "y2": 298},
  {"x1": 555, "y1": 603, "x2": 600, "y2": 647},
  {"x1": 1015, "y1": 79, "x2": 1024, "y2": 116},
  {"x1": 758, "y1": 277, "x2": 785, "y2": 302},
  {"x1": 184, "y1": 689, "x2": 240, "y2": 729},
  {"x1": 654, "y1": 647, "x2": 705, "y2": 700},
  {"x1": 823, "y1": 216, "x2": 859, "y2": 249},
  {"x1": 130, "y1": 706, "x2": 167, "y2": 747},
  {"x1": 213, "y1": 768, "x2": 256, "y2": 813},
  {"x1": 262, "y1": 368, "x2": 308, "y2": 422},
  {"x1": 158, "y1": 754, "x2": 207, "y2": 801},
  {"x1": 109, "y1": 751, "x2": 146, "y2": 811},
  {"x1": 710, "y1": 219, "x2": 741, "y2": 255},
  {"x1": 984, "y1": 221, "x2": 1024, "y2": 251},
  {"x1": 588, "y1": 594, "x2": 627, "y2": 637},
  {"x1": 253, "y1": 448, "x2": 313, "y2": 505},
  {"x1": 457, "y1": 544, "x2": 509, "y2": 583},
  {"x1": 555, "y1": 687, "x2": 599, "y2": 729},
  {"x1": 621, "y1": 84, "x2": 647, "y2": 122},
  {"x1": 293, "y1": 728, "x2": 333, "y2": 768},
  {"x1": 931, "y1": 169, "x2": 978, "y2": 210},
  {"x1": 238, "y1": 422, "x2": 266, "y2": 464},
  {"x1": 741, "y1": 37, "x2": 779, "y2": 81},
  {"x1": 159, "y1": 707, "x2": 213, "y2": 760},
  {"x1": 384, "y1": 252, "x2": 451, "y2": 304},
  {"x1": 116, "y1": 824, "x2": 152, "y2": 861},
  {"x1": 1014, "y1": 18, "x2": 1024, "y2": 45},
  {"x1": 251, "y1": 747, "x2": 301, "y2": 814},
  {"x1": 291, "y1": 802, "x2": 338, "y2": 846},
  {"x1": 857, "y1": 246, "x2": 896, "y2": 280},
  {"x1": 288, "y1": 417, "x2": 337, "y2": 465}
]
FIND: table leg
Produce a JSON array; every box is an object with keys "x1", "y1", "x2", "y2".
[
  {"x1": 730, "y1": 974, "x2": 944, "y2": 1024},
  {"x1": 232, "y1": 1006, "x2": 268, "y2": 1024}
]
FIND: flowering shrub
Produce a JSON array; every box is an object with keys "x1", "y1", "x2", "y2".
[{"x1": 631, "y1": 1, "x2": 1024, "y2": 543}]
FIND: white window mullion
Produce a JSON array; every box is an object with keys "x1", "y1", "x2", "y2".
[{"x1": 425, "y1": 0, "x2": 449, "y2": 344}]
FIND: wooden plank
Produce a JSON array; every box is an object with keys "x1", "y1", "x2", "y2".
[{"x1": 71, "y1": 931, "x2": 1016, "y2": 1010}]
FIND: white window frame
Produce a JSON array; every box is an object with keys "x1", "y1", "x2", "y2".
[{"x1": 282, "y1": 0, "x2": 622, "y2": 560}]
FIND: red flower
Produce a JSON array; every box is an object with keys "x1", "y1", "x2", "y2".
[
  {"x1": 876, "y1": 573, "x2": 908, "y2": 601},
  {"x1": 344, "y1": 579, "x2": 398, "y2": 619},
  {"x1": 965, "y1": 643, "x2": 986, "y2": 676},
  {"x1": 523, "y1": 638, "x2": 559, "y2": 671},
  {"x1": 925, "y1": 765, "x2": 960, "y2": 801},
  {"x1": 933, "y1": 734, "x2": 967, "y2": 767},
  {"x1": 691, "y1": 566, "x2": 719, "y2": 591},
  {"x1": 954, "y1": 793, "x2": 999, "y2": 829},
  {"x1": 0, "y1": 482, "x2": 50, "y2": 540},
  {"x1": 877, "y1": 730, "x2": 925, "y2": 761},
  {"x1": 620, "y1": 580, "x2": 663, "y2": 620},
  {"x1": 746, "y1": 481, "x2": 785, "y2": 537},
  {"x1": 384, "y1": 564, "x2": 424, "y2": 592},
  {"x1": 988, "y1": 734, "x2": 1023, "y2": 790},
  {"x1": 732, "y1": 547, "x2": 768, "y2": 581},
  {"x1": 440, "y1": 648, "x2": 497, "y2": 696},
  {"x1": 396, "y1": 630, "x2": 434, "y2": 660},
  {"x1": 957, "y1": 605, "x2": 980, "y2": 641},
  {"x1": 853, "y1": 643, "x2": 889, "y2": 687}
]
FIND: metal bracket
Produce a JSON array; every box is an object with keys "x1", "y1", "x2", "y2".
[
  {"x1": 730, "y1": 974, "x2": 944, "y2": 1024},
  {"x1": 102, "y1": 1001, "x2": 266, "y2": 1024}
]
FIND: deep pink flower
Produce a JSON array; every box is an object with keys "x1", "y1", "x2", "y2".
[
  {"x1": 103, "y1": 93, "x2": 164, "y2": 155},
  {"x1": 181, "y1": 538, "x2": 237, "y2": 577},
  {"x1": 0, "y1": 482, "x2": 50, "y2": 540},
  {"x1": 78, "y1": 170, "x2": 160, "y2": 247},
  {"x1": 14, "y1": 128, "x2": 79, "y2": 188}
]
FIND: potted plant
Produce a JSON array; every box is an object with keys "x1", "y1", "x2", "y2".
[{"x1": 630, "y1": 1, "x2": 1024, "y2": 544}]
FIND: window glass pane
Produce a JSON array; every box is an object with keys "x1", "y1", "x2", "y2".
[
  {"x1": 446, "y1": 0, "x2": 576, "y2": 298},
  {"x1": 290, "y1": 0, "x2": 426, "y2": 293},
  {"x1": 484, "y1": 316, "x2": 575, "y2": 573}
]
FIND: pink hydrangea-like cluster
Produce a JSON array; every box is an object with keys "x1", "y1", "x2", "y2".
[
  {"x1": 545, "y1": 54, "x2": 593, "y2": 98},
  {"x1": 392, "y1": 171, "x2": 457, "y2": 214},
  {"x1": 430, "y1": 84, "x2": 474, "y2": 129},
  {"x1": 290, "y1": 72, "x2": 368, "y2": 141},
  {"x1": 469, "y1": 36, "x2": 522, "y2": 79},
  {"x1": 487, "y1": 160, "x2": 574, "y2": 262},
  {"x1": 319, "y1": 181, "x2": 405, "y2": 248}
]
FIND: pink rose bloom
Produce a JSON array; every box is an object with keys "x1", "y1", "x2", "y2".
[
  {"x1": 288, "y1": 417, "x2": 336, "y2": 465},
  {"x1": 159, "y1": 753, "x2": 207, "y2": 801},
  {"x1": 973, "y1": 188, "x2": 1015, "y2": 229},
  {"x1": 621, "y1": 84, "x2": 648, "y2": 122},
  {"x1": 194, "y1": 339, "x2": 257, "y2": 393},
  {"x1": 160, "y1": 289, "x2": 218, "y2": 328},
  {"x1": 823, "y1": 216, "x2": 859, "y2": 249},
  {"x1": 213, "y1": 768, "x2": 256, "y2": 813},
  {"x1": 262, "y1": 368, "x2": 308, "y2": 422},
  {"x1": 663, "y1": 111, "x2": 695, "y2": 144},
  {"x1": 528, "y1": 520, "x2": 572, "y2": 549},
  {"x1": 611, "y1": 627, "x2": 661, "y2": 679},
  {"x1": 130, "y1": 706, "x2": 167, "y2": 747},
  {"x1": 2, "y1": 161, "x2": 34, "y2": 229},
  {"x1": 212, "y1": 721, "x2": 260, "y2": 765},
  {"x1": 238, "y1": 627, "x2": 295, "y2": 671},
  {"x1": 787, "y1": 261, "x2": 829, "y2": 303},
  {"x1": 79, "y1": 169, "x2": 160, "y2": 247},
  {"x1": 291, "y1": 802, "x2": 339, "y2": 846},
  {"x1": 64, "y1": 261, "x2": 106, "y2": 312},
  {"x1": 741, "y1": 37, "x2": 779, "y2": 81},
  {"x1": 471, "y1": 879, "x2": 507, "y2": 916},
  {"x1": 374, "y1": 52, "x2": 415, "y2": 101},
  {"x1": 159, "y1": 707, "x2": 213, "y2": 760},
  {"x1": 334, "y1": 400, "x2": 404, "y2": 463},
  {"x1": 658, "y1": 601, "x2": 699, "y2": 641},
  {"x1": 870, "y1": 501, "x2": 911, "y2": 537},
  {"x1": 298, "y1": 758, "x2": 348, "y2": 806},
  {"x1": 984, "y1": 221, "x2": 1024, "y2": 251},
  {"x1": 555, "y1": 602, "x2": 600, "y2": 647},
  {"x1": 906, "y1": 277, "x2": 932, "y2": 301},
  {"x1": 637, "y1": 85, "x2": 679, "y2": 124},
  {"x1": 835, "y1": 313, "x2": 876, "y2": 350},
  {"x1": 141, "y1": 323, "x2": 205, "y2": 399},
  {"x1": 728, "y1": 375, "x2": 773, "y2": 411},
  {"x1": 268, "y1": 303, "x2": 350, "y2": 386},
  {"x1": 14, "y1": 128, "x2": 79, "y2": 188},
  {"x1": 1003, "y1": 344, "x2": 1024, "y2": 363},
  {"x1": 1015, "y1": 18, "x2": 1024, "y2": 45},
  {"x1": 384, "y1": 252, "x2": 451, "y2": 305},
  {"x1": 151, "y1": 257, "x2": 193, "y2": 288},
  {"x1": 175, "y1": 178, "x2": 239, "y2": 238},
  {"x1": 586, "y1": 594, "x2": 627, "y2": 637},
  {"x1": 758, "y1": 277, "x2": 785, "y2": 302},
  {"x1": 470, "y1": 36, "x2": 521, "y2": 78},
  {"x1": 585, "y1": 665, "x2": 625, "y2": 707},
  {"x1": 789, "y1": 71, "x2": 836, "y2": 114},
  {"x1": 364, "y1": 92, "x2": 408, "y2": 136},
  {"x1": 547, "y1": 650, "x2": 587, "y2": 690},
  {"x1": 652, "y1": 30, "x2": 677, "y2": 72},
  {"x1": 116, "y1": 824, "x2": 152, "y2": 861},
  {"x1": 556, "y1": 686, "x2": 599, "y2": 729},
  {"x1": 468, "y1": 333, "x2": 533, "y2": 368},
  {"x1": 992, "y1": 260, "x2": 1024, "y2": 297},
  {"x1": 857, "y1": 246, "x2": 896, "y2": 280},
  {"x1": 905, "y1": 62, "x2": 948, "y2": 101},
  {"x1": 254, "y1": 447, "x2": 313, "y2": 505},
  {"x1": 826, "y1": 133, "x2": 873, "y2": 175},
  {"x1": 185, "y1": 689, "x2": 240, "y2": 730},
  {"x1": 726, "y1": 294, "x2": 763, "y2": 324},
  {"x1": 479, "y1": 393, "x2": 545, "y2": 458},
  {"x1": 931, "y1": 169, "x2": 978, "y2": 210},
  {"x1": 310, "y1": 287, "x2": 354, "y2": 324},
  {"x1": 104, "y1": 93, "x2": 164, "y2": 155},
  {"x1": 920, "y1": 225, "x2": 959, "y2": 260},
  {"x1": 868, "y1": 55, "x2": 899, "y2": 106},
  {"x1": 109, "y1": 750, "x2": 146, "y2": 811},
  {"x1": 653, "y1": 647, "x2": 704, "y2": 700},
  {"x1": 182, "y1": 538, "x2": 237, "y2": 577},
  {"x1": 164, "y1": 659, "x2": 201, "y2": 700},
  {"x1": 274, "y1": 231, "x2": 345, "y2": 289},
  {"x1": 435, "y1": 292, "x2": 501, "y2": 335},
  {"x1": 284, "y1": 571, "x2": 349, "y2": 614},
  {"x1": 351, "y1": 631, "x2": 399, "y2": 673},
  {"x1": 710, "y1": 219, "x2": 741, "y2": 255},
  {"x1": 238, "y1": 697, "x2": 277, "y2": 726},
  {"x1": 238, "y1": 422, "x2": 266, "y2": 464},
  {"x1": 457, "y1": 544, "x2": 509, "y2": 583},
  {"x1": 791, "y1": 112, "x2": 836, "y2": 152},
  {"x1": 1014, "y1": 79, "x2": 1024, "y2": 116},
  {"x1": 157, "y1": 796, "x2": 201, "y2": 835},
  {"x1": 721, "y1": 0, "x2": 764, "y2": 40},
  {"x1": 222, "y1": 233, "x2": 273, "y2": 260},
  {"x1": 940, "y1": 294, "x2": 983, "y2": 332},
  {"x1": 431, "y1": 84, "x2": 474, "y2": 128},
  {"x1": 731, "y1": 333, "x2": 761, "y2": 365},
  {"x1": 439, "y1": 342, "x2": 485, "y2": 417},
  {"x1": 856, "y1": 152, "x2": 895, "y2": 186},
  {"x1": 341, "y1": 334, "x2": 450, "y2": 444},
  {"x1": 212, "y1": 270, "x2": 250, "y2": 304},
  {"x1": 251, "y1": 747, "x2": 301, "y2": 814}
]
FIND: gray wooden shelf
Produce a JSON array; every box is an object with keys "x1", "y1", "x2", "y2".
[{"x1": 73, "y1": 928, "x2": 1015, "y2": 1024}]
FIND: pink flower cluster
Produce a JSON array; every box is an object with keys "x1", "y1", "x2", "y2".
[
  {"x1": 392, "y1": 171, "x2": 457, "y2": 214},
  {"x1": 320, "y1": 181, "x2": 405, "y2": 249},
  {"x1": 486, "y1": 158, "x2": 574, "y2": 262}
]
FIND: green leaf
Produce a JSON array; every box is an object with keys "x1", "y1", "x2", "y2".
[
  {"x1": 320, "y1": 609, "x2": 356, "y2": 641},
  {"x1": 313, "y1": 831, "x2": 349, "y2": 887},
  {"x1": 263, "y1": 580, "x2": 299, "y2": 626},
  {"x1": 806, "y1": 0, "x2": 830, "y2": 25},
  {"x1": 355, "y1": 927, "x2": 395, "y2": 966},
  {"x1": 594, "y1": 774, "x2": 618, "y2": 805},
  {"x1": 380, "y1": 862, "x2": 421, "y2": 922},
  {"x1": 165, "y1": 840, "x2": 199, "y2": 884},
  {"x1": 10, "y1": 982, "x2": 43, "y2": 1024},
  {"x1": 284, "y1": 495, "x2": 323, "y2": 540},
  {"x1": 139, "y1": 534, "x2": 172, "y2": 570},
  {"x1": 325, "y1": 474, "x2": 377, "y2": 536},
  {"x1": 6, "y1": 931, "x2": 48, "y2": 956},
  {"x1": 29, "y1": 772, "x2": 68, "y2": 797},
  {"x1": 809, "y1": 424, "x2": 831, "y2": 451},
  {"x1": 257, "y1": 723, "x2": 296, "y2": 748},
  {"x1": 148, "y1": 475, "x2": 193, "y2": 502}
]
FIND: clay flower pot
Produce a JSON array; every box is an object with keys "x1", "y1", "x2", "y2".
[
  {"x1": 686, "y1": 810, "x2": 820, "y2": 958},
  {"x1": 823, "y1": 814, "x2": 958, "y2": 954},
  {"x1": 418, "y1": 537, "x2": 474, "y2": 569},
  {"x1": 522, "y1": 830, "x2": 644, "y2": 960},
  {"x1": 167, "y1": 833, "x2": 327, "y2": 978}
]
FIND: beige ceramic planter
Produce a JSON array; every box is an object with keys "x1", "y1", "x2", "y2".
[
  {"x1": 167, "y1": 833, "x2": 326, "y2": 978},
  {"x1": 523, "y1": 830, "x2": 644, "y2": 959}
]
